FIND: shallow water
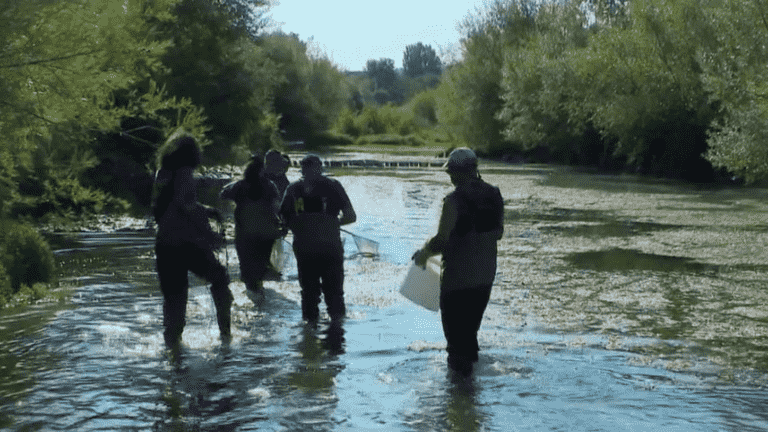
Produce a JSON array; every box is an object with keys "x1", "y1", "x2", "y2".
[{"x1": 2, "y1": 164, "x2": 768, "y2": 431}]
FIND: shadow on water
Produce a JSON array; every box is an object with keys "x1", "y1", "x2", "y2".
[
  {"x1": 3, "y1": 173, "x2": 768, "y2": 431},
  {"x1": 540, "y1": 220, "x2": 684, "y2": 238},
  {"x1": 565, "y1": 248, "x2": 714, "y2": 273},
  {"x1": 564, "y1": 248, "x2": 768, "y2": 274},
  {"x1": 535, "y1": 168, "x2": 744, "y2": 196}
]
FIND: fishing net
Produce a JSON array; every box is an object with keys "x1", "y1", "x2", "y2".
[{"x1": 344, "y1": 229, "x2": 379, "y2": 257}]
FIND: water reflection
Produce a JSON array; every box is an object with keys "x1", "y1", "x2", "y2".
[
  {"x1": 159, "y1": 349, "x2": 241, "y2": 431},
  {"x1": 2, "y1": 172, "x2": 768, "y2": 431},
  {"x1": 288, "y1": 323, "x2": 345, "y2": 393}
]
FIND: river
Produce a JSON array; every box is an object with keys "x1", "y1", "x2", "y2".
[{"x1": 1, "y1": 158, "x2": 767, "y2": 431}]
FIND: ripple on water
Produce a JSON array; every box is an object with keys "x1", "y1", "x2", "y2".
[{"x1": 3, "y1": 170, "x2": 768, "y2": 431}]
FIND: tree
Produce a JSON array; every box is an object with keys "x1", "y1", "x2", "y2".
[
  {"x1": 403, "y1": 42, "x2": 442, "y2": 77},
  {"x1": 155, "y1": 0, "x2": 279, "y2": 161},
  {"x1": 0, "y1": 0, "x2": 193, "y2": 218},
  {"x1": 220, "y1": 0, "x2": 272, "y2": 38},
  {"x1": 442, "y1": 0, "x2": 538, "y2": 151},
  {"x1": 261, "y1": 33, "x2": 351, "y2": 140},
  {"x1": 365, "y1": 58, "x2": 396, "y2": 92}
]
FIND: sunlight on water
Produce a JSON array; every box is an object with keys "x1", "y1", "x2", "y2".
[{"x1": 1, "y1": 167, "x2": 767, "y2": 431}]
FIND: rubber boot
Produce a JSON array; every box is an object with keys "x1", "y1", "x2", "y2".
[{"x1": 246, "y1": 281, "x2": 265, "y2": 306}]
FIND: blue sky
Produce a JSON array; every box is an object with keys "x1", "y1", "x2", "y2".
[{"x1": 267, "y1": 0, "x2": 486, "y2": 71}]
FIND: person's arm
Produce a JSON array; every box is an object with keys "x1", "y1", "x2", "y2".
[
  {"x1": 278, "y1": 183, "x2": 295, "y2": 227},
  {"x1": 220, "y1": 181, "x2": 238, "y2": 201},
  {"x1": 334, "y1": 181, "x2": 357, "y2": 226},
  {"x1": 267, "y1": 180, "x2": 281, "y2": 216},
  {"x1": 339, "y1": 201, "x2": 356, "y2": 226},
  {"x1": 493, "y1": 187, "x2": 504, "y2": 241},
  {"x1": 174, "y1": 167, "x2": 219, "y2": 230},
  {"x1": 413, "y1": 194, "x2": 458, "y2": 267}
]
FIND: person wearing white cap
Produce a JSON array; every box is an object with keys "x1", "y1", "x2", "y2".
[{"x1": 412, "y1": 147, "x2": 504, "y2": 377}]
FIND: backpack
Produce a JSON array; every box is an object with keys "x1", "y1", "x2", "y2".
[{"x1": 236, "y1": 196, "x2": 282, "y2": 239}]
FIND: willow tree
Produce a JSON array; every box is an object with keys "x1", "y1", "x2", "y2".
[{"x1": 0, "y1": 0, "x2": 203, "y2": 218}]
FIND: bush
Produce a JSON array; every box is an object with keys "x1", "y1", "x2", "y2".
[
  {"x1": 408, "y1": 90, "x2": 439, "y2": 127},
  {"x1": 333, "y1": 104, "x2": 421, "y2": 140},
  {"x1": 355, "y1": 134, "x2": 425, "y2": 146},
  {"x1": 334, "y1": 108, "x2": 362, "y2": 137},
  {"x1": 0, "y1": 221, "x2": 55, "y2": 292},
  {"x1": 308, "y1": 131, "x2": 355, "y2": 147},
  {"x1": 0, "y1": 262, "x2": 11, "y2": 305},
  {"x1": 356, "y1": 106, "x2": 388, "y2": 135}
]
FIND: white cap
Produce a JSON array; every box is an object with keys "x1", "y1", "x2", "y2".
[{"x1": 443, "y1": 147, "x2": 478, "y2": 173}]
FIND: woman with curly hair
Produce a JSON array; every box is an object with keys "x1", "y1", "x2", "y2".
[{"x1": 151, "y1": 130, "x2": 233, "y2": 348}]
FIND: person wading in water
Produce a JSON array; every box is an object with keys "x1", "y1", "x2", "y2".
[
  {"x1": 264, "y1": 149, "x2": 291, "y2": 198},
  {"x1": 412, "y1": 147, "x2": 504, "y2": 377},
  {"x1": 221, "y1": 154, "x2": 283, "y2": 305},
  {"x1": 279, "y1": 154, "x2": 356, "y2": 324},
  {"x1": 151, "y1": 130, "x2": 233, "y2": 349}
]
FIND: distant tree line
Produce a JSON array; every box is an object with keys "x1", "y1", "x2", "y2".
[{"x1": 363, "y1": 42, "x2": 443, "y2": 106}]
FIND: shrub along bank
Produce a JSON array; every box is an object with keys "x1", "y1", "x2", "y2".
[{"x1": 0, "y1": 221, "x2": 57, "y2": 308}]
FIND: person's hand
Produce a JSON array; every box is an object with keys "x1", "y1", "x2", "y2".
[{"x1": 411, "y1": 248, "x2": 428, "y2": 269}]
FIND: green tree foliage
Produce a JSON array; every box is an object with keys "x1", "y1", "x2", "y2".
[
  {"x1": 262, "y1": 33, "x2": 351, "y2": 141},
  {"x1": 156, "y1": 0, "x2": 278, "y2": 161},
  {"x1": 395, "y1": 72, "x2": 441, "y2": 103},
  {"x1": 221, "y1": 0, "x2": 272, "y2": 38},
  {"x1": 444, "y1": 0, "x2": 537, "y2": 151},
  {"x1": 497, "y1": 1, "x2": 607, "y2": 163},
  {"x1": 403, "y1": 42, "x2": 442, "y2": 77},
  {"x1": 0, "y1": 221, "x2": 55, "y2": 293},
  {"x1": 0, "y1": 0, "x2": 195, "y2": 219},
  {"x1": 452, "y1": 0, "x2": 768, "y2": 180},
  {"x1": 700, "y1": 0, "x2": 768, "y2": 183},
  {"x1": 365, "y1": 58, "x2": 397, "y2": 94}
]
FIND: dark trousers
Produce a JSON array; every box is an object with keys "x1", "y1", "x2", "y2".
[
  {"x1": 294, "y1": 250, "x2": 345, "y2": 322},
  {"x1": 235, "y1": 235, "x2": 275, "y2": 285},
  {"x1": 440, "y1": 285, "x2": 493, "y2": 373},
  {"x1": 155, "y1": 242, "x2": 232, "y2": 346}
]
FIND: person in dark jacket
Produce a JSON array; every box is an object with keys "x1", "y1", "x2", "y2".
[
  {"x1": 221, "y1": 154, "x2": 283, "y2": 303},
  {"x1": 412, "y1": 148, "x2": 504, "y2": 377},
  {"x1": 279, "y1": 154, "x2": 356, "y2": 323},
  {"x1": 151, "y1": 130, "x2": 233, "y2": 348}
]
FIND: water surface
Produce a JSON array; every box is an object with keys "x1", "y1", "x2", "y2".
[{"x1": 2, "y1": 164, "x2": 768, "y2": 431}]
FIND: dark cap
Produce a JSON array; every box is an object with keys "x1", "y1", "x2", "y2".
[
  {"x1": 265, "y1": 149, "x2": 284, "y2": 166},
  {"x1": 300, "y1": 154, "x2": 322, "y2": 168}
]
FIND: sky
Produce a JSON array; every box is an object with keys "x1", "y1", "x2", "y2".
[{"x1": 267, "y1": 0, "x2": 486, "y2": 71}]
